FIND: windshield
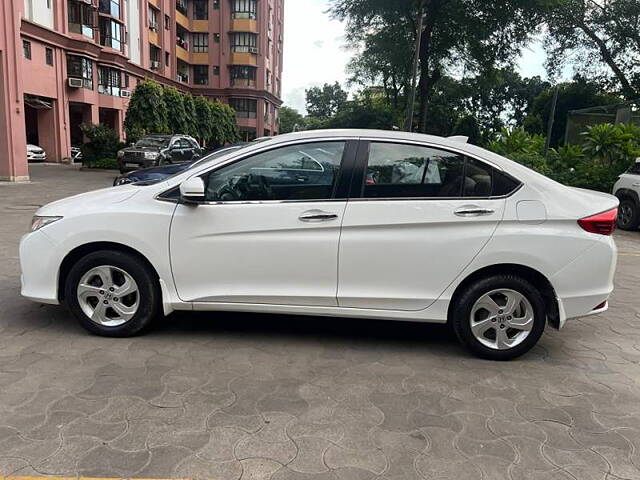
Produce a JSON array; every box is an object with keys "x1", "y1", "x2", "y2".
[{"x1": 135, "y1": 137, "x2": 171, "y2": 148}]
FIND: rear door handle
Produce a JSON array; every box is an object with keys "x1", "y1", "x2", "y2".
[
  {"x1": 299, "y1": 210, "x2": 339, "y2": 222},
  {"x1": 454, "y1": 206, "x2": 495, "y2": 217}
]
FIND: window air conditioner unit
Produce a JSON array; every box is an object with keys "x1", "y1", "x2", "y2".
[
  {"x1": 120, "y1": 90, "x2": 131, "y2": 98},
  {"x1": 151, "y1": 60, "x2": 160, "y2": 69},
  {"x1": 68, "y1": 77, "x2": 83, "y2": 88}
]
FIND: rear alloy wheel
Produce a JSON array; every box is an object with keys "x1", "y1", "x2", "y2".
[
  {"x1": 65, "y1": 250, "x2": 160, "y2": 337},
  {"x1": 617, "y1": 199, "x2": 640, "y2": 230},
  {"x1": 452, "y1": 275, "x2": 546, "y2": 360}
]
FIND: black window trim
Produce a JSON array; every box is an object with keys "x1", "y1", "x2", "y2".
[
  {"x1": 348, "y1": 139, "x2": 522, "y2": 201},
  {"x1": 157, "y1": 139, "x2": 359, "y2": 205}
]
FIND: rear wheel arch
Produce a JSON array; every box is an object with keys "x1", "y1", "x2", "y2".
[
  {"x1": 448, "y1": 263, "x2": 560, "y2": 329},
  {"x1": 615, "y1": 188, "x2": 640, "y2": 206},
  {"x1": 58, "y1": 242, "x2": 160, "y2": 303}
]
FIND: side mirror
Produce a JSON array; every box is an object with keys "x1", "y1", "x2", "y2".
[{"x1": 179, "y1": 177, "x2": 206, "y2": 204}]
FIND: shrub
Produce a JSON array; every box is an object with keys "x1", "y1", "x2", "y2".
[
  {"x1": 487, "y1": 128, "x2": 545, "y2": 156},
  {"x1": 86, "y1": 158, "x2": 119, "y2": 170},
  {"x1": 79, "y1": 124, "x2": 124, "y2": 165}
]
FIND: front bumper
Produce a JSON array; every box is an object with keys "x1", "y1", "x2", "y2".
[
  {"x1": 27, "y1": 152, "x2": 47, "y2": 161},
  {"x1": 20, "y1": 230, "x2": 61, "y2": 304}
]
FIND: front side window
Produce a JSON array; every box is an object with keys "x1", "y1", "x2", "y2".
[
  {"x1": 23, "y1": 41, "x2": 31, "y2": 60},
  {"x1": 99, "y1": 17, "x2": 123, "y2": 51},
  {"x1": 232, "y1": 0, "x2": 257, "y2": 19},
  {"x1": 192, "y1": 33, "x2": 208, "y2": 53},
  {"x1": 67, "y1": 55, "x2": 93, "y2": 89},
  {"x1": 230, "y1": 65, "x2": 256, "y2": 86},
  {"x1": 364, "y1": 142, "x2": 519, "y2": 198},
  {"x1": 193, "y1": 0, "x2": 208, "y2": 19},
  {"x1": 68, "y1": 0, "x2": 94, "y2": 38},
  {"x1": 231, "y1": 32, "x2": 257, "y2": 53},
  {"x1": 98, "y1": 66, "x2": 122, "y2": 96},
  {"x1": 229, "y1": 98, "x2": 257, "y2": 118},
  {"x1": 203, "y1": 142, "x2": 346, "y2": 202},
  {"x1": 193, "y1": 65, "x2": 208, "y2": 85}
]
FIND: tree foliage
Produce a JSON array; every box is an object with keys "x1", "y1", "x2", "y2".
[
  {"x1": 79, "y1": 123, "x2": 124, "y2": 164},
  {"x1": 305, "y1": 82, "x2": 349, "y2": 120},
  {"x1": 329, "y1": 0, "x2": 544, "y2": 132},
  {"x1": 124, "y1": 79, "x2": 237, "y2": 149},
  {"x1": 524, "y1": 76, "x2": 621, "y2": 146},
  {"x1": 544, "y1": 0, "x2": 640, "y2": 99},
  {"x1": 124, "y1": 80, "x2": 169, "y2": 141},
  {"x1": 279, "y1": 106, "x2": 305, "y2": 134}
]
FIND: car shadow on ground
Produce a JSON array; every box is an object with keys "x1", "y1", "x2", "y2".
[{"x1": 149, "y1": 309, "x2": 463, "y2": 354}]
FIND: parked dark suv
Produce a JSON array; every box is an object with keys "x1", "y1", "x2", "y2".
[{"x1": 117, "y1": 134, "x2": 202, "y2": 173}]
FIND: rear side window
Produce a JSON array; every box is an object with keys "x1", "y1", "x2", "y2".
[
  {"x1": 628, "y1": 162, "x2": 640, "y2": 175},
  {"x1": 363, "y1": 142, "x2": 520, "y2": 198}
]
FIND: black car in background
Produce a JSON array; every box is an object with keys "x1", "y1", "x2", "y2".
[
  {"x1": 117, "y1": 134, "x2": 202, "y2": 173},
  {"x1": 113, "y1": 144, "x2": 245, "y2": 186}
]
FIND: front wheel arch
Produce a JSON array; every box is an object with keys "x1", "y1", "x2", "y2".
[
  {"x1": 447, "y1": 263, "x2": 560, "y2": 329},
  {"x1": 58, "y1": 242, "x2": 161, "y2": 304}
]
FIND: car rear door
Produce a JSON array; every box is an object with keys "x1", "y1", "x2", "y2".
[
  {"x1": 337, "y1": 140, "x2": 516, "y2": 311},
  {"x1": 169, "y1": 139, "x2": 357, "y2": 306}
]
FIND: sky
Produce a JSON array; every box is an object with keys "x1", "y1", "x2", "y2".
[{"x1": 282, "y1": 1, "x2": 554, "y2": 113}]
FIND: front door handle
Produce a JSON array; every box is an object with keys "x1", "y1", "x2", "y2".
[
  {"x1": 632, "y1": 182, "x2": 640, "y2": 187},
  {"x1": 454, "y1": 206, "x2": 495, "y2": 217},
  {"x1": 299, "y1": 210, "x2": 339, "y2": 222}
]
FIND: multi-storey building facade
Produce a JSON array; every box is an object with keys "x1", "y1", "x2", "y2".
[{"x1": 0, "y1": 0, "x2": 283, "y2": 181}]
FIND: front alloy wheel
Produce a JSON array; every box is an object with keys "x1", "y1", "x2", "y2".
[
  {"x1": 65, "y1": 249, "x2": 160, "y2": 337},
  {"x1": 617, "y1": 199, "x2": 639, "y2": 230},
  {"x1": 77, "y1": 265, "x2": 140, "y2": 327}
]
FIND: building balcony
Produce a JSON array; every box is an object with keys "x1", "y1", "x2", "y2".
[
  {"x1": 231, "y1": 18, "x2": 258, "y2": 33},
  {"x1": 230, "y1": 52, "x2": 257, "y2": 66},
  {"x1": 176, "y1": 44, "x2": 189, "y2": 62},
  {"x1": 149, "y1": 29, "x2": 159, "y2": 46}
]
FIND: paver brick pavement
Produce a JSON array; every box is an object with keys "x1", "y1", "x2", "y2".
[{"x1": 1, "y1": 165, "x2": 640, "y2": 479}]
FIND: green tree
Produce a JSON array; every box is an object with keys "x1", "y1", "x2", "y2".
[
  {"x1": 329, "y1": 0, "x2": 544, "y2": 132},
  {"x1": 193, "y1": 95, "x2": 212, "y2": 145},
  {"x1": 279, "y1": 106, "x2": 305, "y2": 134},
  {"x1": 162, "y1": 86, "x2": 188, "y2": 134},
  {"x1": 305, "y1": 82, "x2": 349, "y2": 120},
  {"x1": 544, "y1": 0, "x2": 640, "y2": 99},
  {"x1": 124, "y1": 79, "x2": 168, "y2": 141},
  {"x1": 183, "y1": 93, "x2": 198, "y2": 138},
  {"x1": 79, "y1": 123, "x2": 124, "y2": 164},
  {"x1": 524, "y1": 77, "x2": 621, "y2": 146}
]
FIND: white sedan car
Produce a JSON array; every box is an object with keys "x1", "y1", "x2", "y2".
[{"x1": 20, "y1": 130, "x2": 618, "y2": 360}]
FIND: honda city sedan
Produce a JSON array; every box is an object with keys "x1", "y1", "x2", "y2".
[{"x1": 20, "y1": 130, "x2": 618, "y2": 360}]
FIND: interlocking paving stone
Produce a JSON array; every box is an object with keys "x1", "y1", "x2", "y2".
[{"x1": 1, "y1": 164, "x2": 640, "y2": 479}]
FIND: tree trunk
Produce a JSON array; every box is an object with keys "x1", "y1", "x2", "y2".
[{"x1": 417, "y1": 68, "x2": 441, "y2": 133}]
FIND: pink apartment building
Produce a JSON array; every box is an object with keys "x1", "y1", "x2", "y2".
[{"x1": 0, "y1": 0, "x2": 283, "y2": 181}]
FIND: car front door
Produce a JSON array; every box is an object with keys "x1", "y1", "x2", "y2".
[
  {"x1": 168, "y1": 139, "x2": 184, "y2": 162},
  {"x1": 169, "y1": 140, "x2": 356, "y2": 306},
  {"x1": 337, "y1": 140, "x2": 517, "y2": 311}
]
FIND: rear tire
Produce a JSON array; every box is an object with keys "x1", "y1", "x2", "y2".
[
  {"x1": 617, "y1": 199, "x2": 640, "y2": 230},
  {"x1": 451, "y1": 274, "x2": 546, "y2": 360},
  {"x1": 64, "y1": 250, "x2": 160, "y2": 337}
]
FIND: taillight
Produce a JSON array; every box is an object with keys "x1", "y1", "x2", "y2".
[{"x1": 578, "y1": 208, "x2": 618, "y2": 235}]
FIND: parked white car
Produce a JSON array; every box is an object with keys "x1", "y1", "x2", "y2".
[
  {"x1": 612, "y1": 158, "x2": 640, "y2": 230},
  {"x1": 27, "y1": 143, "x2": 46, "y2": 161},
  {"x1": 20, "y1": 130, "x2": 619, "y2": 360}
]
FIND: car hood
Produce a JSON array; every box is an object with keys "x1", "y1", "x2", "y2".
[
  {"x1": 36, "y1": 185, "x2": 140, "y2": 217},
  {"x1": 27, "y1": 144, "x2": 42, "y2": 152},
  {"x1": 121, "y1": 146, "x2": 163, "y2": 153}
]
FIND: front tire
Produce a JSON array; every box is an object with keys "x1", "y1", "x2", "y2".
[
  {"x1": 64, "y1": 250, "x2": 160, "y2": 337},
  {"x1": 617, "y1": 199, "x2": 640, "y2": 230},
  {"x1": 451, "y1": 275, "x2": 546, "y2": 360}
]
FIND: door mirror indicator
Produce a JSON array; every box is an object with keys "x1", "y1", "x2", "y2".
[{"x1": 180, "y1": 177, "x2": 206, "y2": 204}]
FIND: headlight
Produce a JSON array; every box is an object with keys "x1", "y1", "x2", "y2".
[
  {"x1": 117, "y1": 150, "x2": 125, "y2": 158},
  {"x1": 144, "y1": 152, "x2": 159, "y2": 159},
  {"x1": 31, "y1": 215, "x2": 62, "y2": 232}
]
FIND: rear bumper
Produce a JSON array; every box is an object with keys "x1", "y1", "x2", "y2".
[{"x1": 552, "y1": 236, "x2": 616, "y2": 327}]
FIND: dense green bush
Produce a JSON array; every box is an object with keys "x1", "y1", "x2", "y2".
[
  {"x1": 124, "y1": 79, "x2": 238, "y2": 148},
  {"x1": 79, "y1": 124, "x2": 124, "y2": 166},
  {"x1": 86, "y1": 158, "x2": 119, "y2": 170},
  {"x1": 487, "y1": 124, "x2": 640, "y2": 193}
]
